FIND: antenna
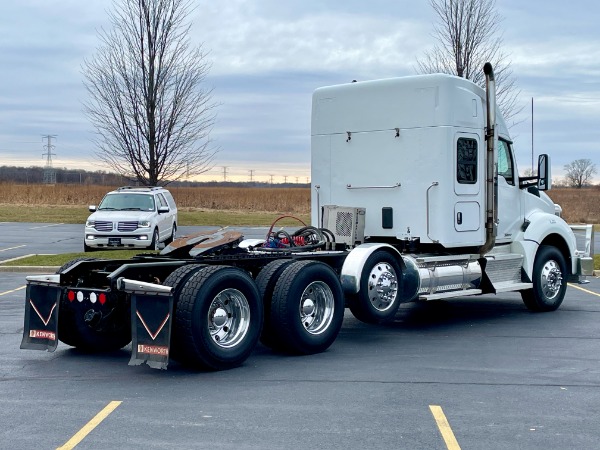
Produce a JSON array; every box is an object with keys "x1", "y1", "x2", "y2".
[
  {"x1": 531, "y1": 98, "x2": 534, "y2": 173},
  {"x1": 42, "y1": 135, "x2": 57, "y2": 184}
]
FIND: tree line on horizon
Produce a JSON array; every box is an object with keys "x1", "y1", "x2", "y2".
[{"x1": 0, "y1": 165, "x2": 309, "y2": 188}]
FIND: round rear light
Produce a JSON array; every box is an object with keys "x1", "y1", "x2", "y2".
[
  {"x1": 67, "y1": 291, "x2": 75, "y2": 302},
  {"x1": 99, "y1": 293, "x2": 107, "y2": 305}
]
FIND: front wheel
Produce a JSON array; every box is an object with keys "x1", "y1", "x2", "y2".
[
  {"x1": 521, "y1": 245, "x2": 567, "y2": 312},
  {"x1": 348, "y1": 250, "x2": 402, "y2": 324},
  {"x1": 267, "y1": 260, "x2": 344, "y2": 354},
  {"x1": 147, "y1": 228, "x2": 160, "y2": 250}
]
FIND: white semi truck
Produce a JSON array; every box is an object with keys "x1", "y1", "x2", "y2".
[{"x1": 21, "y1": 64, "x2": 594, "y2": 370}]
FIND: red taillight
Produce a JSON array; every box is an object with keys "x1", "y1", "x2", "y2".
[
  {"x1": 67, "y1": 291, "x2": 75, "y2": 302},
  {"x1": 99, "y1": 293, "x2": 107, "y2": 305}
]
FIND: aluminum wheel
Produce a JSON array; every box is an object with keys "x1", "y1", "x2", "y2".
[
  {"x1": 367, "y1": 262, "x2": 399, "y2": 311},
  {"x1": 540, "y1": 259, "x2": 563, "y2": 300},
  {"x1": 299, "y1": 281, "x2": 335, "y2": 335},
  {"x1": 208, "y1": 288, "x2": 251, "y2": 348}
]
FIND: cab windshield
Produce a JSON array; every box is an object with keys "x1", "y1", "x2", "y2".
[{"x1": 98, "y1": 194, "x2": 155, "y2": 211}]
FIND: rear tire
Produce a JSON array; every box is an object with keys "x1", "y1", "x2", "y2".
[
  {"x1": 56, "y1": 257, "x2": 97, "y2": 274},
  {"x1": 348, "y1": 250, "x2": 402, "y2": 324},
  {"x1": 255, "y1": 259, "x2": 295, "y2": 348},
  {"x1": 268, "y1": 260, "x2": 344, "y2": 354},
  {"x1": 521, "y1": 245, "x2": 567, "y2": 312},
  {"x1": 165, "y1": 224, "x2": 177, "y2": 245},
  {"x1": 172, "y1": 266, "x2": 263, "y2": 370},
  {"x1": 162, "y1": 264, "x2": 207, "y2": 359}
]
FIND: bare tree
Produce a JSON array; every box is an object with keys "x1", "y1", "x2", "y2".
[
  {"x1": 82, "y1": 0, "x2": 217, "y2": 186},
  {"x1": 417, "y1": 0, "x2": 521, "y2": 123},
  {"x1": 563, "y1": 159, "x2": 597, "y2": 188}
]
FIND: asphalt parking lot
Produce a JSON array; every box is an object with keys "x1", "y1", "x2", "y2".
[{"x1": 1, "y1": 223, "x2": 600, "y2": 449}]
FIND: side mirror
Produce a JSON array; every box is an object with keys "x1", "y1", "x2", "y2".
[
  {"x1": 88, "y1": 205, "x2": 97, "y2": 212},
  {"x1": 158, "y1": 206, "x2": 169, "y2": 214},
  {"x1": 538, "y1": 154, "x2": 551, "y2": 191}
]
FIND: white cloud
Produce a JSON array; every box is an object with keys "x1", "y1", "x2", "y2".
[{"x1": 0, "y1": 0, "x2": 599, "y2": 184}]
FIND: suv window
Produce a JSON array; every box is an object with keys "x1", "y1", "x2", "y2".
[
  {"x1": 156, "y1": 193, "x2": 169, "y2": 209},
  {"x1": 99, "y1": 193, "x2": 155, "y2": 211},
  {"x1": 163, "y1": 192, "x2": 177, "y2": 209}
]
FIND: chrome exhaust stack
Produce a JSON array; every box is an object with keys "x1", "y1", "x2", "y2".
[{"x1": 479, "y1": 62, "x2": 498, "y2": 257}]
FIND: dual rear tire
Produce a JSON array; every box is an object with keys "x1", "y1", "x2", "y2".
[
  {"x1": 258, "y1": 260, "x2": 345, "y2": 354},
  {"x1": 166, "y1": 265, "x2": 263, "y2": 370}
]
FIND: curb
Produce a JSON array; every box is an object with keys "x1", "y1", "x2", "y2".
[{"x1": 0, "y1": 266, "x2": 60, "y2": 273}]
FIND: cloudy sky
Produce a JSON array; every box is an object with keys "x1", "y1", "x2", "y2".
[{"x1": 1, "y1": 0, "x2": 599, "y2": 182}]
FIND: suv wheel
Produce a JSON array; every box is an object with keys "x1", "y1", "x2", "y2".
[{"x1": 148, "y1": 228, "x2": 160, "y2": 250}]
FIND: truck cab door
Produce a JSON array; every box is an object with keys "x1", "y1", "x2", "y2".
[{"x1": 496, "y1": 139, "x2": 523, "y2": 243}]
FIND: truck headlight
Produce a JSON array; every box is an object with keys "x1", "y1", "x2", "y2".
[
  {"x1": 138, "y1": 220, "x2": 151, "y2": 228},
  {"x1": 86, "y1": 220, "x2": 95, "y2": 228}
]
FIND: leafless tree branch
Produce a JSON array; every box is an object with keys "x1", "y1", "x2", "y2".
[
  {"x1": 563, "y1": 158, "x2": 597, "y2": 188},
  {"x1": 417, "y1": 0, "x2": 523, "y2": 124},
  {"x1": 82, "y1": 0, "x2": 218, "y2": 186}
]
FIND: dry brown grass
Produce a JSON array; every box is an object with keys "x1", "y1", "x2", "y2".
[
  {"x1": 546, "y1": 187, "x2": 600, "y2": 224},
  {"x1": 0, "y1": 183, "x2": 597, "y2": 223},
  {"x1": 0, "y1": 183, "x2": 310, "y2": 214}
]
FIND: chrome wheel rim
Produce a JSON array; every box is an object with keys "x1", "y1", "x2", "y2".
[
  {"x1": 541, "y1": 259, "x2": 563, "y2": 300},
  {"x1": 367, "y1": 262, "x2": 399, "y2": 311},
  {"x1": 208, "y1": 288, "x2": 250, "y2": 348},
  {"x1": 299, "y1": 281, "x2": 335, "y2": 335}
]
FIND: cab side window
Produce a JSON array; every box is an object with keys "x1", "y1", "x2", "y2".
[
  {"x1": 457, "y1": 137, "x2": 477, "y2": 184},
  {"x1": 497, "y1": 140, "x2": 514, "y2": 185}
]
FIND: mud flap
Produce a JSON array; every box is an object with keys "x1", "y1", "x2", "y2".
[
  {"x1": 20, "y1": 282, "x2": 61, "y2": 352},
  {"x1": 121, "y1": 277, "x2": 174, "y2": 370}
]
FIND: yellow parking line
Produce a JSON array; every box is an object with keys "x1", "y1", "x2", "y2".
[
  {"x1": 0, "y1": 285, "x2": 26, "y2": 296},
  {"x1": 430, "y1": 405, "x2": 461, "y2": 450},
  {"x1": 57, "y1": 401, "x2": 122, "y2": 450},
  {"x1": 568, "y1": 283, "x2": 600, "y2": 298}
]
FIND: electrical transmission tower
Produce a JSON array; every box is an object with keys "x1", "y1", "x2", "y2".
[
  {"x1": 42, "y1": 135, "x2": 57, "y2": 184},
  {"x1": 222, "y1": 166, "x2": 228, "y2": 182}
]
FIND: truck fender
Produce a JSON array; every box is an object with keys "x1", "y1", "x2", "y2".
[
  {"x1": 341, "y1": 243, "x2": 420, "y2": 302},
  {"x1": 519, "y1": 211, "x2": 578, "y2": 277}
]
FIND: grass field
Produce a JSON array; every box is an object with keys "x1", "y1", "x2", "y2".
[
  {"x1": 0, "y1": 183, "x2": 311, "y2": 226},
  {"x1": 0, "y1": 183, "x2": 598, "y2": 224},
  {"x1": 0, "y1": 183, "x2": 598, "y2": 269},
  {"x1": 0, "y1": 204, "x2": 309, "y2": 227}
]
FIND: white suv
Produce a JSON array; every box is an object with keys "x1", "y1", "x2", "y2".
[{"x1": 84, "y1": 186, "x2": 178, "y2": 252}]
